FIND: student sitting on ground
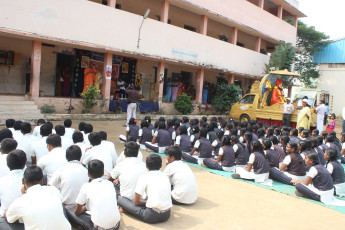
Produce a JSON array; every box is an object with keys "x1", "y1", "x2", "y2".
[
  {"x1": 311, "y1": 137, "x2": 326, "y2": 165},
  {"x1": 171, "y1": 120, "x2": 181, "y2": 144},
  {"x1": 324, "y1": 135, "x2": 341, "y2": 161},
  {"x1": 5, "y1": 119, "x2": 15, "y2": 135},
  {"x1": 32, "y1": 119, "x2": 46, "y2": 137},
  {"x1": 120, "y1": 118, "x2": 139, "y2": 142},
  {"x1": 0, "y1": 138, "x2": 18, "y2": 178},
  {"x1": 289, "y1": 128, "x2": 300, "y2": 144},
  {"x1": 0, "y1": 150, "x2": 26, "y2": 229},
  {"x1": 63, "y1": 119, "x2": 75, "y2": 139},
  {"x1": 138, "y1": 120, "x2": 153, "y2": 150},
  {"x1": 31, "y1": 124, "x2": 52, "y2": 165},
  {"x1": 182, "y1": 128, "x2": 212, "y2": 165},
  {"x1": 298, "y1": 140, "x2": 311, "y2": 160},
  {"x1": 144, "y1": 116, "x2": 154, "y2": 133},
  {"x1": 203, "y1": 135, "x2": 236, "y2": 172},
  {"x1": 75, "y1": 160, "x2": 121, "y2": 230},
  {"x1": 270, "y1": 135, "x2": 286, "y2": 164},
  {"x1": 99, "y1": 131, "x2": 118, "y2": 168},
  {"x1": 324, "y1": 148, "x2": 345, "y2": 197},
  {"x1": 17, "y1": 122, "x2": 38, "y2": 166},
  {"x1": 109, "y1": 141, "x2": 147, "y2": 200},
  {"x1": 341, "y1": 133, "x2": 345, "y2": 163},
  {"x1": 190, "y1": 125, "x2": 199, "y2": 147},
  {"x1": 12, "y1": 121, "x2": 23, "y2": 142},
  {"x1": 294, "y1": 151, "x2": 345, "y2": 206},
  {"x1": 175, "y1": 125, "x2": 192, "y2": 154},
  {"x1": 262, "y1": 138, "x2": 279, "y2": 168},
  {"x1": 78, "y1": 121, "x2": 87, "y2": 140},
  {"x1": 72, "y1": 132, "x2": 89, "y2": 159},
  {"x1": 312, "y1": 129, "x2": 319, "y2": 137},
  {"x1": 145, "y1": 121, "x2": 172, "y2": 154},
  {"x1": 55, "y1": 125, "x2": 74, "y2": 150},
  {"x1": 4, "y1": 166, "x2": 71, "y2": 230},
  {"x1": 83, "y1": 124, "x2": 93, "y2": 146},
  {"x1": 117, "y1": 136, "x2": 143, "y2": 164},
  {"x1": 269, "y1": 142, "x2": 306, "y2": 185},
  {"x1": 211, "y1": 130, "x2": 223, "y2": 157},
  {"x1": 118, "y1": 154, "x2": 172, "y2": 223},
  {"x1": 164, "y1": 146, "x2": 198, "y2": 204},
  {"x1": 232, "y1": 141, "x2": 272, "y2": 186},
  {"x1": 230, "y1": 135, "x2": 249, "y2": 166}
]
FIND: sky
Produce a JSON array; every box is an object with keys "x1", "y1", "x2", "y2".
[{"x1": 298, "y1": 0, "x2": 345, "y2": 40}]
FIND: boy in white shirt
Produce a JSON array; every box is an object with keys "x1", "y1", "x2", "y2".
[
  {"x1": 72, "y1": 132, "x2": 89, "y2": 159},
  {"x1": 12, "y1": 121, "x2": 23, "y2": 142},
  {"x1": 37, "y1": 134, "x2": 68, "y2": 183},
  {"x1": 31, "y1": 124, "x2": 52, "y2": 165},
  {"x1": 0, "y1": 150, "x2": 26, "y2": 220},
  {"x1": 83, "y1": 124, "x2": 93, "y2": 146},
  {"x1": 109, "y1": 141, "x2": 147, "y2": 200},
  {"x1": 118, "y1": 154, "x2": 172, "y2": 223},
  {"x1": 99, "y1": 131, "x2": 118, "y2": 168},
  {"x1": 55, "y1": 125, "x2": 73, "y2": 150},
  {"x1": 5, "y1": 119, "x2": 15, "y2": 134},
  {"x1": 164, "y1": 146, "x2": 198, "y2": 204},
  {"x1": 32, "y1": 119, "x2": 46, "y2": 137},
  {"x1": 64, "y1": 119, "x2": 75, "y2": 139},
  {"x1": 4, "y1": 166, "x2": 71, "y2": 230},
  {"x1": 17, "y1": 122, "x2": 39, "y2": 166},
  {"x1": 0, "y1": 138, "x2": 18, "y2": 178},
  {"x1": 75, "y1": 160, "x2": 121, "y2": 230}
]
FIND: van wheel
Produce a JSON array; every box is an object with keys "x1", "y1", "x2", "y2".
[{"x1": 240, "y1": 114, "x2": 250, "y2": 123}]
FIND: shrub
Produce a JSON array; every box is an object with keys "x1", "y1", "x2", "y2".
[
  {"x1": 211, "y1": 84, "x2": 242, "y2": 114},
  {"x1": 40, "y1": 104, "x2": 56, "y2": 114},
  {"x1": 80, "y1": 85, "x2": 101, "y2": 113},
  {"x1": 174, "y1": 93, "x2": 193, "y2": 115}
]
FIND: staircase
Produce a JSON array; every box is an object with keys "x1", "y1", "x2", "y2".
[{"x1": 0, "y1": 95, "x2": 43, "y2": 125}]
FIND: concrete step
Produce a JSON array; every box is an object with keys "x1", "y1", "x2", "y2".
[
  {"x1": 0, "y1": 100, "x2": 36, "y2": 105},
  {"x1": 0, "y1": 111, "x2": 42, "y2": 115},
  {"x1": 0, "y1": 96, "x2": 26, "y2": 100},
  {"x1": 0, "y1": 105, "x2": 39, "y2": 111}
]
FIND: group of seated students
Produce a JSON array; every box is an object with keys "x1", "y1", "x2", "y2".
[
  {"x1": 121, "y1": 115, "x2": 345, "y2": 206},
  {"x1": 0, "y1": 118, "x2": 198, "y2": 230}
]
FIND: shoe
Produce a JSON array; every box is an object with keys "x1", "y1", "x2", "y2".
[
  {"x1": 295, "y1": 190, "x2": 304, "y2": 197},
  {"x1": 231, "y1": 173, "x2": 241, "y2": 179}
]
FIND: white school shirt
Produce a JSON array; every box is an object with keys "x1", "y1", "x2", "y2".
[
  {"x1": 175, "y1": 135, "x2": 182, "y2": 145},
  {"x1": 31, "y1": 136, "x2": 49, "y2": 162},
  {"x1": 135, "y1": 170, "x2": 172, "y2": 211},
  {"x1": 212, "y1": 140, "x2": 218, "y2": 147},
  {"x1": 84, "y1": 133, "x2": 90, "y2": 146},
  {"x1": 315, "y1": 104, "x2": 327, "y2": 117},
  {"x1": 100, "y1": 140, "x2": 118, "y2": 168},
  {"x1": 12, "y1": 130, "x2": 23, "y2": 142},
  {"x1": 82, "y1": 145, "x2": 113, "y2": 179},
  {"x1": 75, "y1": 142, "x2": 90, "y2": 160},
  {"x1": 64, "y1": 127, "x2": 75, "y2": 139},
  {"x1": 0, "y1": 169, "x2": 24, "y2": 216},
  {"x1": 110, "y1": 157, "x2": 147, "y2": 200},
  {"x1": 76, "y1": 178, "x2": 121, "y2": 229},
  {"x1": 49, "y1": 161, "x2": 89, "y2": 205},
  {"x1": 6, "y1": 184, "x2": 71, "y2": 230},
  {"x1": 0, "y1": 153, "x2": 10, "y2": 178},
  {"x1": 116, "y1": 150, "x2": 143, "y2": 164},
  {"x1": 164, "y1": 160, "x2": 198, "y2": 204},
  {"x1": 32, "y1": 125, "x2": 41, "y2": 137},
  {"x1": 283, "y1": 155, "x2": 292, "y2": 165},
  {"x1": 17, "y1": 133, "x2": 39, "y2": 164},
  {"x1": 37, "y1": 147, "x2": 68, "y2": 182},
  {"x1": 61, "y1": 135, "x2": 74, "y2": 150},
  {"x1": 224, "y1": 130, "x2": 230, "y2": 136},
  {"x1": 193, "y1": 140, "x2": 200, "y2": 148}
]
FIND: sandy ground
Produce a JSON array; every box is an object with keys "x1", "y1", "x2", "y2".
[{"x1": 45, "y1": 119, "x2": 344, "y2": 230}]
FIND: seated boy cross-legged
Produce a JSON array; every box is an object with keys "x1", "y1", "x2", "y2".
[{"x1": 117, "y1": 154, "x2": 172, "y2": 223}]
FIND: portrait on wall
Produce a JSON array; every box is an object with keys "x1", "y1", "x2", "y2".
[
  {"x1": 81, "y1": 56, "x2": 90, "y2": 68},
  {"x1": 122, "y1": 62, "x2": 129, "y2": 73}
]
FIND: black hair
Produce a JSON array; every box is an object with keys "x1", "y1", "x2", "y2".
[
  {"x1": 179, "y1": 125, "x2": 188, "y2": 135},
  {"x1": 141, "y1": 120, "x2": 149, "y2": 128},
  {"x1": 280, "y1": 135, "x2": 290, "y2": 152},
  {"x1": 165, "y1": 146, "x2": 182, "y2": 160},
  {"x1": 46, "y1": 134, "x2": 62, "y2": 147},
  {"x1": 250, "y1": 120, "x2": 256, "y2": 126},
  {"x1": 312, "y1": 129, "x2": 319, "y2": 135},
  {"x1": 207, "y1": 124, "x2": 214, "y2": 132},
  {"x1": 78, "y1": 122, "x2": 86, "y2": 132},
  {"x1": 158, "y1": 117, "x2": 165, "y2": 123},
  {"x1": 329, "y1": 131, "x2": 337, "y2": 138},
  {"x1": 306, "y1": 151, "x2": 319, "y2": 165},
  {"x1": 146, "y1": 154, "x2": 162, "y2": 170},
  {"x1": 1, "y1": 138, "x2": 18, "y2": 154},
  {"x1": 124, "y1": 141, "x2": 139, "y2": 158},
  {"x1": 154, "y1": 121, "x2": 160, "y2": 129},
  {"x1": 64, "y1": 119, "x2": 72, "y2": 128},
  {"x1": 274, "y1": 128, "x2": 281, "y2": 135},
  {"x1": 182, "y1": 116, "x2": 189, "y2": 124},
  {"x1": 191, "y1": 125, "x2": 199, "y2": 134},
  {"x1": 256, "y1": 128, "x2": 265, "y2": 138},
  {"x1": 222, "y1": 135, "x2": 231, "y2": 146},
  {"x1": 99, "y1": 131, "x2": 107, "y2": 141},
  {"x1": 199, "y1": 128, "x2": 208, "y2": 138},
  {"x1": 325, "y1": 148, "x2": 338, "y2": 162},
  {"x1": 127, "y1": 136, "x2": 137, "y2": 142},
  {"x1": 0, "y1": 129, "x2": 13, "y2": 142},
  {"x1": 290, "y1": 128, "x2": 298, "y2": 137},
  {"x1": 257, "y1": 121, "x2": 263, "y2": 127},
  {"x1": 321, "y1": 131, "x2": 328, "y2": 138},
  {"x1": 88, "y1": 159, "x2": 104, "y2": 179},
  {"x1": 341, "y1": 132, "x2": 345, "y2": 141},
  {"x1": 270, "y1": 135, "x2": 279, "y2": 145},
  {"x1": 302, "y1": 129, "x2": 310, "y2": 137},
  {"x1": 46, "y1": 122, "x2": 54, "y2": 130},
  {"x1": 20, "y1": 122, "x2": 32, "y2": 134},
  {"x1": 216, "y1": 130, "x2": 224, "y2": 140},
  {"x1": 88, "y1": 132, "x2": 102, "y2": 146},
  {"x1": 144, "y1": 116, "x2": 151, "y2": 124},
  {"x1": 229, "y1": 128, "x2": 237, "y2": 136},
  {"x1": 266, "y1": 127, "x2": 274, "y2": 137},
  {"x1": 158, "y1": 121, "x2": 166, "y2": 129},
  {"x1": 66, "y1": 145, "x2": 82, "y2": 161},
  {"x1": 84, "y1": 124, "x2": 93, "y2": 134},
  {"x1": 40, "y1": 124, "x2": 52, "y2": 137},
  {"x1": 298, "y1": 127, "x2": 304, "y2": 132},
  {"x1": 24, "y1": 166, "x2": 43, "y2": 185},
  {"x1": 55, "y1": 125, "x2": 65, "y2": 136},
  {"x1": 239, "y1": 128, "x2": 247, "y2": 136},
  {"x1": 13, "y1": 121, "x2": 22, "y2": 131},
  {"x1": 128, "y1": 118, "x2": 137, "y2": 125},
  {"x1": 244, "y1": 131, "x2": 252, "y2": 142},
  {"x1": 299, "y1": 140, "x2": 311, "y2": 152},
  {"x1": 315, "y1": 136, "x2": 324, "y2": 146},
  {"x1": 72, "y1": 132, "x2": 84, "y2": 143},
  {"x1": 325, "y1": 135, "x2": 334, "y2": 143},
  {"x1": 230, "y1": 135, "x2": 239, "y2": 144},
  {"x1": 202, "y1": 116, "x2": 207, "y2": 123},
  {"x1": 5, "y1": 119, "x2": 15, "y2": 128},
  {"x1": 251, "y1": 140, "x2": 263, "y2": 153},
  {"x1": 287, "y1": 141, "x2": 298, "y2": 153},
  {"x1": 330, "y1": 113, "x2": 336, "y2": 119},
  {"x1": 262, "y1": 138, "x2": 272, "y2": 150},
  {"x1": 7, "y1": 150, "x2": 26, "y2": 170},
  {"x1": 252, "y1": 125, "x2": 258, "y2": 133},
  {"x1": 37, "y1": 119, "x2": 46, "y2": 125}
]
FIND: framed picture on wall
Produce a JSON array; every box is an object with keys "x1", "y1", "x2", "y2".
[
  {"x1": 122, "y1": 62, "x2": 128, "y2": 73},
  {"x1": 81, "y1": 56, "x2": 90, "y2": 68}
]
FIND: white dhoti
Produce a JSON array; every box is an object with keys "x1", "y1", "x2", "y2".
[{"x1": 316, "y1": 114, "x2": 324, "y2": 132}]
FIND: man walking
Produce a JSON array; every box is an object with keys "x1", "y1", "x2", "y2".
[
  {"x1": 126, "y1": 84, "x2": 139, "y2": 125},
  {"x1": 315, "y1": 100, "x2": 327, "y2": 132},
  {"x1": 282, "y1": 98, "x2": 294, "y2": 127}
]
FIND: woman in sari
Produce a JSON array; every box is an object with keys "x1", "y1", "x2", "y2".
[
  {"x1": 297, "y1": 99, "x2": 311, "y2": 130},
  {"x1": 171, "y1": 81, "x2": 179, "y2": 102}
]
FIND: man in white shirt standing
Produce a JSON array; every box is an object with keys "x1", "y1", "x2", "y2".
[
  {"x1": 31, "y1": 124, "x2": 52, "y2": 165},
  {"x1": 4, "y1": 166, "x2": 71, "y2": 230},
  {"x1": 164, "y1": 146, "x2": 198, "y2": 205},
  {"x1": 282, "y1": 98, "x2": 294, "y2": 127},
  {"x1": 0, "y1": 150, "x2": 26, "y2": 230},
  {"x1": 315, "y1": 100, "x2": 327, "y2": 132},
  {"x1": 118, "y1": 154, "x2": 172, "y2": 223},
  {"x1": 37, "y1": 134, "x2": 68, "y2": 183}
]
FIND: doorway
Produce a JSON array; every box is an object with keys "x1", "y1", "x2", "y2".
[{"x1": 55, "y1": 53, "x2": 74, "y2": 97}]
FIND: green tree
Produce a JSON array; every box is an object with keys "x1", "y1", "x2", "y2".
[
  {"x1": 212, "y1": 84, "x2": 242, "y2": 114},
  {"x1": 174, "y1": 93, "x2": 193, "y2": 114}
]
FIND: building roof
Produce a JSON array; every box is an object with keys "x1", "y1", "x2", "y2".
[{"x1": 314, "y1": 38, "x2": 345, "y2": 64}]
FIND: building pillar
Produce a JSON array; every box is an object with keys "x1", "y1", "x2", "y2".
[
  {"x1": 258, "y1": 0, "x2": 264, "y2": 9},
  {"x1": 156, "y1": 61, "x2": 165, "y2": 103},
  {"x1": 231, "y1": 27, "x2": 238, "y2": 45},
  {"x1": 102, "y1": 53, "x2": 113, "y2": 100},
  {"x1": 255, "y1": 37, "x2": 262, "y2": 52},
  {"x1": 228, "y1": 74, "x2": 235, "y2": 85},
  {"x1": 277, "y1": 5, "x2": 283, "y2": 19},
  {"x1": 30, "y1": 40, "x2": 42, "y2": 98},
  {"x1": 160, "y1": 0, "x2": 169, "y2": 23},
  {"x1": 293, "y1": 15, "x2": 298, "y2": 27},
  {"x1": 107, "y1": 0, "x2": 116, "y2": 8},
  {"x1": 200, "y1": 15, "x2": 208, "y2": 35},
  {"x1": 196, "y1": 68, "x2": 205, "y2": 103}
]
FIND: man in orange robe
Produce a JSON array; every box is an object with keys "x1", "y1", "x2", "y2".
[
  {"x1": 270, "y1": 78, "x2": 285, "y2": 106},
  {"x1": 82, "y1": 62, "x2": 97, "y2": 94}
]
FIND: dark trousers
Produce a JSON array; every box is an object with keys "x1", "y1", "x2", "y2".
[
  {"x1": 25, "y1": 73, "x2": 30, "y2": 93},
  {"x1": 144, "y1": 142, "x2": 159, "y2": 153},
  {"x1": 117, "y1": 197, "x2": 170, "y2": 224},
  {"x1": 295, "y1": 183, "x2": 321, "y2": 201},
  {"x1": 203, "y1": 158, "x2": 223, "y2": 171},
  {"x1": 181, "y1": 152, "x2": 198, "y2": 164},
  {"x1": 269, "y1": 168, "x2": 293, "y2": 185},
  {"x1": 282, "y1": 113, "x2": 291, "y2": 127},
  {"x1": 0, "y1": 217, "x2": 24, "y2": 230}
]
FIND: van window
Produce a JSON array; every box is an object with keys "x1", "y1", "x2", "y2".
[{"x1": 240, "y1": 95, "x2": 255, "y2": 104}]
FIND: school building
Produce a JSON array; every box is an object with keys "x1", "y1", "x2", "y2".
[{"x1": 0, "y1": 0, "x2": 304, "y2": 114}]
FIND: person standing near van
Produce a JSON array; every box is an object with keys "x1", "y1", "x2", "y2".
[
  {"x1": 315, "y1": 100, "x2": 327, "y2": 132},
  {"x1": 283, "y1": 98, "x2": 294, "y2": 127}
]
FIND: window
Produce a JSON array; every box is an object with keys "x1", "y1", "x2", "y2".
[
  {"x1": 240, "y1": 95, "x2": 255, "y2": 104},
  {"x1": 184, "y1": 25, "x2": 196, "y2": 32}
]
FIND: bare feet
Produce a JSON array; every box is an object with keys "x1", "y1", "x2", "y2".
[{"x1": 118, "y1": 207, "x2": 128, "y2": 213}]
